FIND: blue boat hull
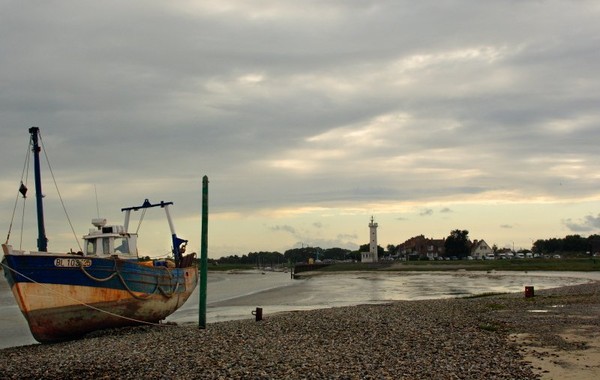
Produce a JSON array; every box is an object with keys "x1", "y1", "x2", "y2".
[{"x1": 2, "y1": 253, "x2": 198, "y2": 343}]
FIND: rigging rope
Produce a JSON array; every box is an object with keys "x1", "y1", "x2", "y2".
[
  {"x1": 135, "y1": 208, "x2": 147, "y2": 234},
  {"x1": 19, "y1": 149, "x2": 30, "y2": 251},
  {"x1": 77, "y1": 257, "x2": 180, "y2": 299},
  {"x1": 76, "y1": 258, "x2": 178, "y2": 300},
  {"x1": 5, "y1": 135, "x2": 32, "y2": 249},
  {"x1": 18, "y1": 191, "x2": 26, "y2": 251},
  {"x1": 21, "y1": 140, "x2": 32, "y2": 251},
  {"x1": 38, "y1": 132, "x2": 82, "y2": 252}
]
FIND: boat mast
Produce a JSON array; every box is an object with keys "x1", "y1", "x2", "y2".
[{"x1": 29, "y1": 127, "x2": 48, "y2": 252}]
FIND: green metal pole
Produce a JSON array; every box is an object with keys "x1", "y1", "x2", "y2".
[{"x1": 199, "y1": 175, "x2": 209, "y2": 329}]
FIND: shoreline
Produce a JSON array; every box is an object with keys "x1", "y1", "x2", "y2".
[
  {"x1": 1, "y1": 281, "x2": 599, "y2": 379},
  {"x1": 293, "y1": 268, "x2": 600, "y2": 279}
]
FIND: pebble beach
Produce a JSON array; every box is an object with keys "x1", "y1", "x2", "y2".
[{"x1": 1, "y1": 281, "x2": 599, "y2": 379}]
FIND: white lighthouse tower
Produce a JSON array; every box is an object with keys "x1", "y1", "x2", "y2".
[{"x1": 361, "y1": 216, "x2": 379, "y2": 263}]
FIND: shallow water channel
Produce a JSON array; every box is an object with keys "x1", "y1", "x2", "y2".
[{"x1": 167, "y1": 270, "x2": 600, "y2": 325}]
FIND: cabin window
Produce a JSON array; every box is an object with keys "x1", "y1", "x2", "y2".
[
  {"x1": 102, "y1": 238, "x2": 110, "y2": 255},
  {"x1": 86, "y1": 239, "x2": 97, "y2": 255},
  {"x1": 114, "y1": 237, "x2": 130, "y2": 254}
]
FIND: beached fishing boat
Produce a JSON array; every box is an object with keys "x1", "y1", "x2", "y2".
[{"x1": 1, "y1": 127, "x2": 198, "y2": 343}]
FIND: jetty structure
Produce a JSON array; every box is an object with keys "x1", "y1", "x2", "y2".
[{"x1": 361, "y1": 216, "x2": 379, "y2": 263}]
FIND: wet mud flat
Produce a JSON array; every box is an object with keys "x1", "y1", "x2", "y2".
[{"x1": 1, "y1": 281, "x2": 599, "y2": 379}]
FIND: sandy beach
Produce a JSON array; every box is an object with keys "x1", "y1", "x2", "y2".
[{"x1": 1, "y1": 278, "x2": 599, "y2": 379}]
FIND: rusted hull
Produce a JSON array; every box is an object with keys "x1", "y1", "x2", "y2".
[
  {"x1": 15, "y1": 283, "x2": 195, "y2": 343},
  {"x1": 3, "y1": 254, "x2": 198, "y2": 343}
]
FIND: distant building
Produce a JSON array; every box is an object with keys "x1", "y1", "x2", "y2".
[
  {"x1": 361, "y1": 216, "x2": 379, "y2": 263},
  {"x1": 398, "y1": 235, "x2": 445, "y2": 260},
  {"x1": 470, "y1": 239, "x2": 493, "y2": 259}
]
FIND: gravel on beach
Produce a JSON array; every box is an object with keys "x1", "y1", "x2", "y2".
[{"x1": 1, "y1": 281, "x2": 599, "y2": 379}]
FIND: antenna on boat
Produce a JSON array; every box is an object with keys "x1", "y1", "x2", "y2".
[{"x1": 94, "y1": 184, "x2": 100, "y2": 218}]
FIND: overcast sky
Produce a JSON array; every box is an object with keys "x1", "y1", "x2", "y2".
[{"x1": 2, "y1": 1, "x2": 600, "y2": 258}]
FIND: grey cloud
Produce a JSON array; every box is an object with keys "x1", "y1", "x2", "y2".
[
  {"x1": 2, "y1": 1, "x2": 600, "y2": 256},
  {"x1": 297, "y1": 237, "x2": 358, "y2": 252},
  {"x1": 270, "y1": 225, "x2": 296, "y2": 235},
  {"x1": 337, "y1": 233, "x2": 358, "y2": 241},
  {"x1": 563, "y1": 214, "x2": 600, "y2": 233}
]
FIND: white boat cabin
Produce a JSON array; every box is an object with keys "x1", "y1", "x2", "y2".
[{"x1": 82, "y1": 218, "x2": 137, "y2": 259}]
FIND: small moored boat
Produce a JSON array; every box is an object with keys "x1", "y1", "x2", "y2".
[{"x1": 1, "y1": 127, "x2": 198, "y2": 343}]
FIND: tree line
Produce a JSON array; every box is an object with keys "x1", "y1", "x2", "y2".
[
  {"x1": 214, "y1": 231, "x2": 600, "y2": 264},
  {"x1": 533, "y1": 234, "x2": 600, "y2": 255},
  {"x1": 215, "y1": 245, "x2": 390, "y2": 266}
]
